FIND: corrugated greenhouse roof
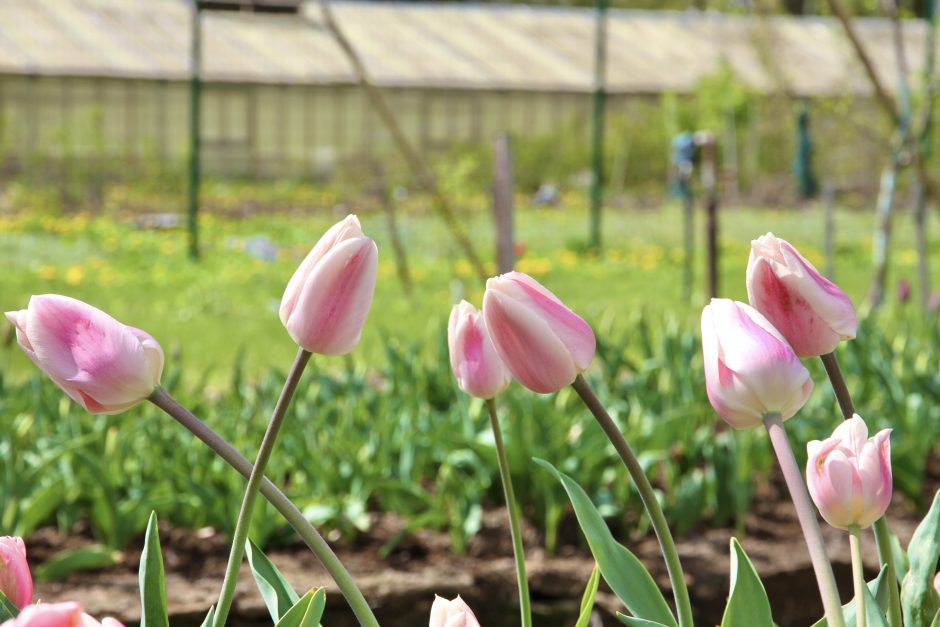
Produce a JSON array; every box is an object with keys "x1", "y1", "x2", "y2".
[{"x1": 1, "y1": 0, "x2": 935, "y2": 96}]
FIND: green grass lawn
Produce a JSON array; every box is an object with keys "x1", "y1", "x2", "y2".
[{"x1": 1, "y1": 200, "x2": 934, "y2": 382}]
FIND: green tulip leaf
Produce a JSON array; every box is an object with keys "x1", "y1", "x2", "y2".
[
  {"x1": 246, "y1": 538, "x2": 300, "y2": 621},
  {"x1": 199, "y1": 607, "x2": 215, "y2": 627},
  {"x1": 901, "y1": 490, "x2": 940, "y2": 627},
  {"x1": 139, "y1": 512, "x2": 169, "y2": 627},
  {"x1": 575, "y1": 565, "x2": 601, "y2": 627},
  {"x1": 720, "y1": 538, "x2": 774, "y2": 627},
  {"x1": 274, "y1": 588, "x2": 326, "y2": 627},
  {"x1": 811, "y1": 566, "x2": 891, "y2": 627},
  {"x1": 0, "y1": 590, "x2": 19, "y2": 620},
  {"x1": 534, "y1": 458, "x2": 677, "y2": 627}
]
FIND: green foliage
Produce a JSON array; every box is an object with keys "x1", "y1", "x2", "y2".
[
  {"x1": 139, "y1": 513, "x2": 169, "y2": 627},
  {"x1": 720, "y1": 538, "x2": 774, "y2": 627},
  {"x1": 274, "y1": 589, "x2": 326, "y2": 627},
  {"x1": 575, "y1": 565, "x2": 600, "y2": 627},
  {"x1": 34, "y1": 545, "x2": 120, "y2": 582},
  {"x1": 246, "y1": 539, "x2": 300, "y2": 622},
  {"x1": 0, "y1": 591, "x2": 19, "y2": 621},
  {"x1": 901, "y1": 491, "x2": 940, "y2": 626},
  {"x1": 535, "y1": 459, "x2": 677, "y2": 627}
]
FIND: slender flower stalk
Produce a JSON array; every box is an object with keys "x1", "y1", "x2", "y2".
[
  {"x1": 485, "y1": 399, "x2": 532, "y2": 627},
  {"x1": 212, "y1": 348, "x2": 311, "y2": 627},
  {"x1": 571, "y1": 375, "x2": 693, "y2": 627},
  {"x1": 148, "y1": 387, "x2": 379, "y2": 627},
  {"x1": 820, "y1": 352, "x2": 902, "y2": 627},
  {"x1": 849, "y1": 525, "x2": 867, "y2": 627},
  {"x1": 763, "y1": 412, "x2": 845, "y2": 627}
]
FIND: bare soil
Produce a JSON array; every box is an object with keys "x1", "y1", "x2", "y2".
[{"x1": 28, "y1": 472, "x2": 930, "y2": 627}]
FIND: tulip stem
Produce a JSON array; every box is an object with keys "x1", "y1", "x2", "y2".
[
  {"x1": 148, "y1": 387, "x2": 378, "y2": 627},
  {"x1": 820, "y1": 352, "x2": 902, "y2": 627},
  {"x1": 763, "y1": 412, "x2": 845, "y2": 627},
  {"x1": 211, "y1": 348, "x2": 311, "y2": 627},
  {"x1": 571, "y1": 375, "x2": 693, "y2": 627},
  {"x1": 485, "y1": 398, "x2": 532, "y2": 627},
  {"x1": 821, "y1": 352, "x2": 856, "y2": 418},
  {"x1": 849, "y1": 525, "x2": 867, "y2": 627}
]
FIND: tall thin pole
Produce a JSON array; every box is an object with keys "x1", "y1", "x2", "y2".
[
  {"x1": 187, "y1": 0, "x2": 202, "y2": 261},
  {"x1": 587, "y1": 0, "x2": 607, "y2": 251}
]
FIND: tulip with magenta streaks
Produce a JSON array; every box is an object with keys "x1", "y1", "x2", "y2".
[
  {"x1": 746, "y1": 233, "x2": 857, "y2": 357},
  {"x1": 448, "y1": 300, "x2": 512, "y2": 399},
  {"x1": 0, "y1": 537, "x2": 31, "y2": 609},
  {"x1": 5, "y1": 295, "x2": 163, "y2": 415}
]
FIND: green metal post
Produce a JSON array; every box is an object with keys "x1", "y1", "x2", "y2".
[
  {"x1": 587, "y1": 0, "x2": 607, "y2": 251},
  {"x1": 187, "y1": 0, "x2": 202, "y2": 261}
]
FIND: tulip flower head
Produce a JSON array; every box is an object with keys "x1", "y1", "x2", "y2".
[
  {"x1": 429, "y1": 595, "x2": 481, "y2": 627},
  {"x1": 483, "y1": 272, "x2": 595, "y2": 394},
  {"x1": 279, "y1": 215, "x2": 378, "y2": 356},
  {"x1": 746, "y1": 233, "x2": 857, "y2": 357},
  {"x1": 5, "y1": 296, "x2": 164, "y2": 415},
  {"x1": 701, "y1": 299, "x2": 813, "y2": 429},
  {"x1": 448, "y1": 301, "x2": 512, "y2": 399},
  {"x1": 0, "y1": 602, "x2": 124, "y2": 627},
  {"x1": 806, "y1": 414, "x2": 892, "y2": 530},
  {"x1": 0, "y1": 537, "x2": 31, "y2": 609}
]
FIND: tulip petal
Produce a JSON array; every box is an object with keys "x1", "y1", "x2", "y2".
[
  {"x1": 279, "y1": 215, "x2": 365, "y2": 328},
  {"x1": 449, "y1": 303, "x2": 511, "y2": 399},
  {"x1": 778, "y1": 241, "x2": 857, "y2": 339},
  {"x1": 484, "y1": 288, "x2": 577, "y2": 394},
  {"x1": 501, "y1": 272, "x2": 596, "y2": 369},
  {"x1": 285, "y1": 236, "x2": 378, "y2": 355}
]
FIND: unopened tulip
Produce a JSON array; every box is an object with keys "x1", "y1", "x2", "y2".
[
  {"x1": 5, "y1": 296, "x2": 164, "y2": 415},
  {"x1": 806, "y1": 414, "x2": 892, "y2": 530},
  {"x1": 429, "y1": 595, "x2": 481, "y2": 627},
  {"x1": 483, "y1": 272, "x2": 595, "y2": 394},
  {"x1": 448, "y1": 301, "x2": 511, "y2": 399},
  {"x1": 701, "y1": 299, "x2": 813, "y2": 429},
  {"x1": 279, "y1": 215, "x2": 378, "y2": 355},
  {"x1": 0, "y1": 602, "x2": 124, "y2": 627},
  {"x1": 746, "y1": 233, "x2": 857, "y2": 357},
  {"x1": 0, "y1": 537, "x2": 31, "y2": 609}
]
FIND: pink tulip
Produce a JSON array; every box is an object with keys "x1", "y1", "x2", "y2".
[
  {"x1": 448, "y1": 301, "x2": 512, "y2": 399},
  {"x1": 746, "y1": 233, "x2": 857, "y2": 357},
  {"x1": 701, "y1": 299, "x2": 813, "y2": 429},
  {"x1": 279, "y1": 215, "x2": 378, "y2": 355},
  {"x1": 0, "y1": 602, "x2": 124, "y2": 627},
  {"x1": 934, "y1": 571, "x2": 940, "y2": 597},
  {"x1": 0, "y1": 537, "x2": 31, "y2": 609},
  {"x1": 5, "y1": 296, "x2": 164, "y2": 415},
  {"x1": 482, "y1": 272, "x2": 595, "y2": 394},
  {"x1": 429, "y1": 595, "x2": 481, "y2": 627},
  {"x1": 806, "y1": 414, "x2": 892, "y2": 530}
]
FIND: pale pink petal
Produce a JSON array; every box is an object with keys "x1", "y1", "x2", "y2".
[
  {"x1": 5, "y1": 602, "x2": 84, "y2": 627},
  {"x1": 778, "y1": 241, "x2": 857, "y2": 339},
  {"x1": 27, "y1": 296, "x2": 154, "y2": 410},
  {"x1": 831, "y1": 415, "x2": 869, "y2": 456},
  {"x1": 285, "y1": 236, "x2": 378, "y2": 355},
  {"x1": 483, "y1": 288, "x2": 576, "y2": 394},
  {"x1": 429, "y1": 596, "x2": 450, "y2": 627},
  {"x1": 279, "y1": 215, "x2": 364, "y2": 326},
  {"x1": 498, "y1": 273, "x2": 595, "y2": 369}
]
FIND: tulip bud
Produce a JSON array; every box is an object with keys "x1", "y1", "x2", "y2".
[
  {"x1": 279, "y1": 215, "x2": 378, "y2": 356},
  {"x1": 806, "y1": 414, "x2": 892, "y2": 530},
  {"x1": 429, "y1": 595, "x2": 481, "y2": 627},
  {"x1": 448, "y1": 301, "x2": 512, "y2": 399},
  {"x1": 746, "y1": 233, "x2": 857, "y2": 357},
  {"x1": 0, "y1": 601, "x2": 124, "y2": 627},
  {"x1": 0, "y1": 537, "x2": 31, "y2": 609},
  {"x1": 483, "y1": 271, "x2": 595, "y2": 394},
  {"x1": 701, "y1": 299, "x2": 813, "y2": 429},
  {"x1": 5, "y1": 296, "x2": 164, "y2": 415}
]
